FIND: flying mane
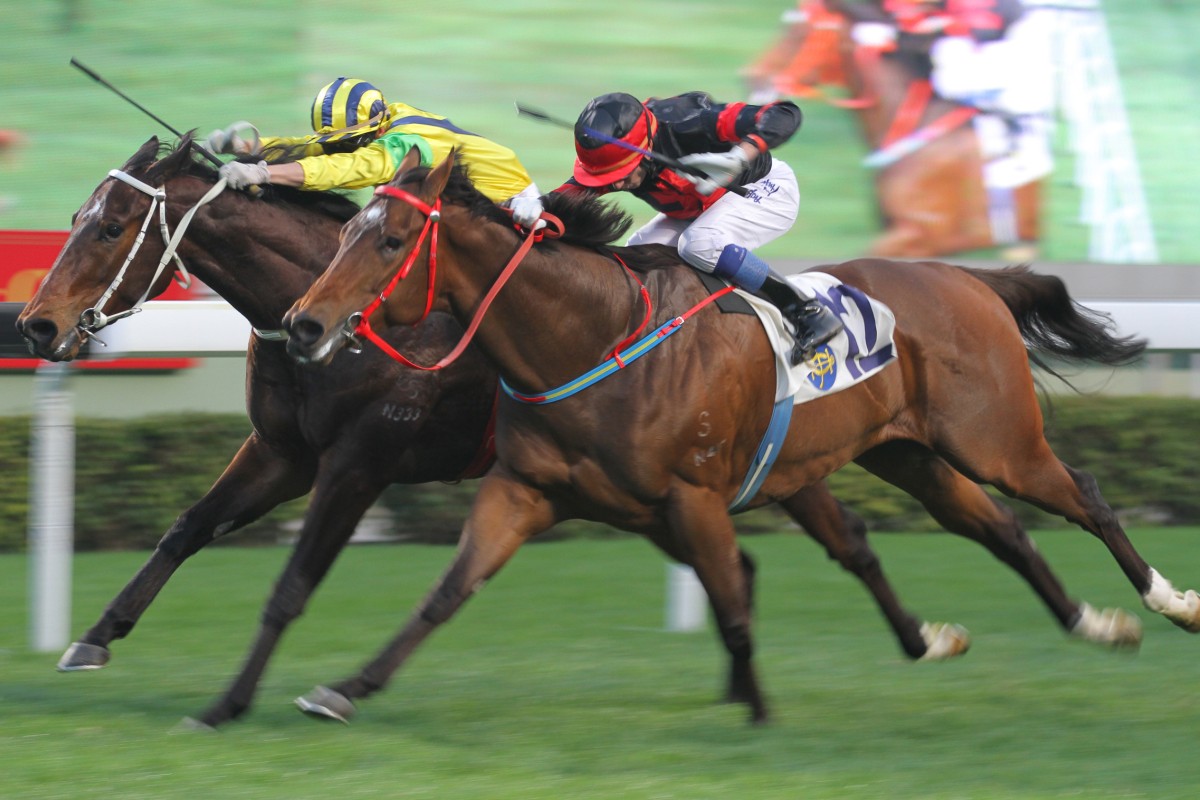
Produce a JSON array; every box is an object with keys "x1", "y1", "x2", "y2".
[{"x1": 394, "y1": 159, "x2": 683, "y2": 272}]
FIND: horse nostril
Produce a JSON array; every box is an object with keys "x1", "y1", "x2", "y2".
[
  {"x1": 289, "y1": 317, "x2": 325, "y2": 347},
  {"x1": 20, "y1": 317, "x2": 59, "y2": 350}
]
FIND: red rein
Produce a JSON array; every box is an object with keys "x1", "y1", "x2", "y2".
[{"x1": 352, "y1": 185, "x2": 565, "y2": 371}]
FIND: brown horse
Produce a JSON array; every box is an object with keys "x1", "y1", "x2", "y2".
[
  {"x1": 16, "y1": 136, "x2": 956, "y2": 726},
  {"x1": 16, "y1": 137, "x2": 498, "y2": 727},
  {"x1": 280, "y1": 152, "x2": 1194, "y2": 726},
  {"x1": 743, "y1": 0, "x2": 1042, "y2": 258}
]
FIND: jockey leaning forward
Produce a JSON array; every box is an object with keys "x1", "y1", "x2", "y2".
[
  {"x1": 533, "y1": 91, "x2": 842, "y2": 365},
  {"x1": 208, "y1": 77, "x2": 544, "y2": 218}
]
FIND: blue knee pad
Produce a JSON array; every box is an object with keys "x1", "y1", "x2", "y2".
[{"x1": 713, "y1": 244, "x2": 768, "y2": 293}]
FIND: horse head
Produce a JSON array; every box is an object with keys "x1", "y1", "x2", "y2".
[
  {"x1": 18, "y1": 135, "x2": 359, "y2": 361},
  {"x1": 16, "y1": 135, "x2": 221, "y2": 360},
  {"x1": 284, "y1": 148, "x2": 461, "y2": 366}
]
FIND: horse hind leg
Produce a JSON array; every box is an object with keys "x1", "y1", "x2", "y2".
[
  {"x1": 1061, "y1": 464, "x2": 1200, "y2": 633},
  {"x1": 856, "y1": 441, "x2": 1141, "y2": 649},
  {"x1": 946, "y1": 429, "x2": 1198, "y2": 636},
  {"x1": 779, "y1": 483, "x2": 968, "y2": 661}
]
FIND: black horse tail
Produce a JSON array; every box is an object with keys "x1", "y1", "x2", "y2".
[{"x1": 964, "y1": 264, "x2": 1146, "y2": 377}]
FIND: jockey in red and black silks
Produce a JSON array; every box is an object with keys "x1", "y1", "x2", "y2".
[{"x1": 549, "y1": 91, "x2": 843, "y2": 365}]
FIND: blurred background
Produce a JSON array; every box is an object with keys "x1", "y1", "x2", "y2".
[
  {"x1": 3, "y1": 5, "x2": 1200, "y2": 796},
  {"x1": 3, "y1": 0, "x2": 1197, "y2": 259}
]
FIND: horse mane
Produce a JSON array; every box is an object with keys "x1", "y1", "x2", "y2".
[
  {"x1": 134, "y1": 133, "x2": 363, "y2": 224},
  {"x1": 398, "y1": 158, "x2": 635, "y2": 249}
]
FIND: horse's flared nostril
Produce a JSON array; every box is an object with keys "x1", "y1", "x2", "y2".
[
  {"x1": 287, "y1": 316, "x2": 325, "y2": 348},
  {"x1": 19, "y1": 317, "x2": 59, "y2": 353}
]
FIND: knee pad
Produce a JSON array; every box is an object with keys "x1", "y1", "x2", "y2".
[{"x1": 713, "y1": 244, "x2": 768, "y2": 292}]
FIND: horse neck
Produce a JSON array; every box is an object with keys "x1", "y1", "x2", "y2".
[
  {"x1": 172, "y1": 180, "x2": 339, "y2": 330},
  {"x1": 440, "y1": 221, "x2": 642, "y2": 393}
]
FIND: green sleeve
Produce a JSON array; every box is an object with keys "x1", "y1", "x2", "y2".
[{"x1": 377, "y1": 131, "x2": 434, "y2": 169}]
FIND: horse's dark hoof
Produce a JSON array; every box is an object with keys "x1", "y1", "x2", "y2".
[
  {"x1": 173, "y1": 717, "x2": 218, "y2": 734},
  {"x1": 295, "y1": 686, "x2": 356, "y2": 724},
  {"x1": 57, "y1": 642, "x2": 111, "y2": 671}
]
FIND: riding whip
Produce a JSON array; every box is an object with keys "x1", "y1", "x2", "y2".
[{"x1": 70, "y1": 58, "x2": 224, "y2": 168}]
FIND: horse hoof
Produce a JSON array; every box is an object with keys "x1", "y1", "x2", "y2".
[
  {"x1": 295, "y1": 686, "x2": 355, "y2": 724},
  {"x1": 57, "y1": 642, "x2": 111, "y2": 671},
  {"x1": 1072, "y1": 603, "x2": 1142, "y2": 649},
  {"x1": 917, "y1": 622, "x2": 971, "y2": 661},
  {"x1": 173, "y1": 717, "x2": 218, "y2": 734}
]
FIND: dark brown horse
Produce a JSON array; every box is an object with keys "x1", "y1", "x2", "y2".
[
  {"x1": 16, "y1": 137, "x2": 499, "y2": 727},
  {"x1": 743, "y1": 0, "x2": 1042, "y2": 258},
  {"x1": 281, "y1": 152, "x2": 1192, "y2": 725},
  {"x1": 16, "y1": 136, "x2": 962, "y2": 726}
]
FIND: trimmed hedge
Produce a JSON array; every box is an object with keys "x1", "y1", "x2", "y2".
[{"x1": 2, "y1": 397, "x2": 1198, "y2": 552}]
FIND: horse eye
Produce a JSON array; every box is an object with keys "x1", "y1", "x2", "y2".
[
  {"x1": 382, "y1": 235, "x2": 403, "y2": 252},
  {"x1": 101, "y1": 222, "x2": 123, "y2": 240}
]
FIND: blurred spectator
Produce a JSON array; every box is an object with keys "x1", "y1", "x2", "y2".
[{"x1": 887, "y1": 0, "x2": 1055, "y2": 190}]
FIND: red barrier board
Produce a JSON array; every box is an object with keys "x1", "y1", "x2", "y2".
[{"x1": 0, "y1": 230, "x2": 197, "y2": 370}]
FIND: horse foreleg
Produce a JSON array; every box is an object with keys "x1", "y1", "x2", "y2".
[
  {"x1": 779, "y1": 483, "x2": 961, "y2": 660},
  {"x1": 190, "y1": 464, "x2": 387, "y2": 729},
  {"x1": 296, "y1": 471, "x2": 554, "y2": 723},
  {"x1": 58, "y1": 435, "x2": 314, "y2": 672},
  {"x1": 669, "y1": 487, "x2": 768, "y2": 725}
]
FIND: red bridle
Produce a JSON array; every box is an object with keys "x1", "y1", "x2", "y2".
[{"x1": 351, "y1": 183, "x2": 563, "y2": 371}]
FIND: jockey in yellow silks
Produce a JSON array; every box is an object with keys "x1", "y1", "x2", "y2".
[{"x1": 206, "y1": 77, "x2": 543, "y2": 220}]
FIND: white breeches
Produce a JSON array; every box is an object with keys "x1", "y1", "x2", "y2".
[{"x1": 626, "y1": 160, "x2": 800, "y2": 272}]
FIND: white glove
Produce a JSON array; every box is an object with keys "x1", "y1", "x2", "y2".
[
  {"x1": 509, "y1": 193, "x2": 545, "y2": 229},
  {"x1": 677, "y1": 147, "x2": 751, "y2": 195},
  {"x1": 203, "y1": 121, "x2": 260, "y2": 156},
  {"x1": 219, "y1": 160, "x2": 271, "y2": 190},
  {"x1": 679, "y1": 172, "x2": 722, "y2": 196}
]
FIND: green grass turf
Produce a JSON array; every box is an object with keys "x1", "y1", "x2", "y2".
[
  {"x1": 2, "y1": 529, "x2": 1199, "y2": 798},
  {"x1": 1, "y1": 0, "x2": 1198, "y2": 263}
]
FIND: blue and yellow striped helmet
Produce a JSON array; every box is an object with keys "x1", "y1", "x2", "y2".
[{"x1": 310, "y1": 78, "x2": 389, "y2": 143}]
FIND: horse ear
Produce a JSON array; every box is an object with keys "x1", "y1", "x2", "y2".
[
  {"x1": 122, "y1": 137, "x2": 161, "y2": 171},
  {"x1": 423, "y1": 148, "x2": 456, "y2": 197},
  {"x1": 389, "y1": 148, "x2": 423, "y2": 186}
]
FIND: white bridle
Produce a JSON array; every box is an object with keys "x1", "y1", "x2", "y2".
[{"x1": 79, "y1": 168, "x2": 226, "y2": 333}]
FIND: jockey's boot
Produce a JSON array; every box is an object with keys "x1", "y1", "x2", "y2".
[
  {"x1": 713, "y1": 244, "x2": 842, "y2": 365},
  {"x1": 759, "y1": 270, "x2": 843, "y2": 364}
]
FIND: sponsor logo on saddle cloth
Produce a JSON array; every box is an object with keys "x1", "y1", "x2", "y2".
[{"x1": 736, "y1": 273, "x2": 898, "y2": 405}]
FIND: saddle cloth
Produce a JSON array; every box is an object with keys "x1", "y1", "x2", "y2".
[{"x1": 735, "y1": 272, "x2": 898, "y2": 405}]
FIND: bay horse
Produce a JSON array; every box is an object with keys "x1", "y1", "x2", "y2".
[
  {"x1": 743, "y1": 0, "x2": 1042, "y2": 259},
  {"x1": 16, "y1": 136, "x2": 965, "y2": 726},
  {"x1": 16, "y1": 137, "x2": 497, "y2": 728},
  {"x1": 280, "y1": 151, "x2": 1196, "y2": 726}
]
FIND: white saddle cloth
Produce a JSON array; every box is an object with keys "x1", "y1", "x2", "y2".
[{"x1": 736, "y1": 272, "x2": 899, "y2": 404}]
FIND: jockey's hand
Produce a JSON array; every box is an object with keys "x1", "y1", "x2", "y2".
[
  {"x1": 509, "y1": 194, "x2": 545, "y2": 229},
  {"x1": 681, "y1": 145, "x2": 744, "y2": 188},
  {"x1": 203, "y1": 121, "x2": 260, "y2": 156},
  {"x1": 679, "y1": 171, "x2": 723, "y2": 196},
  {"x1": 219, "y1": 160, "x2": 271, "y2": 190}
]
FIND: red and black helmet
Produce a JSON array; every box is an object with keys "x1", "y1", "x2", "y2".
[{"x1": 572, "y1": 92, "x2": 658, "y2": 187}]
